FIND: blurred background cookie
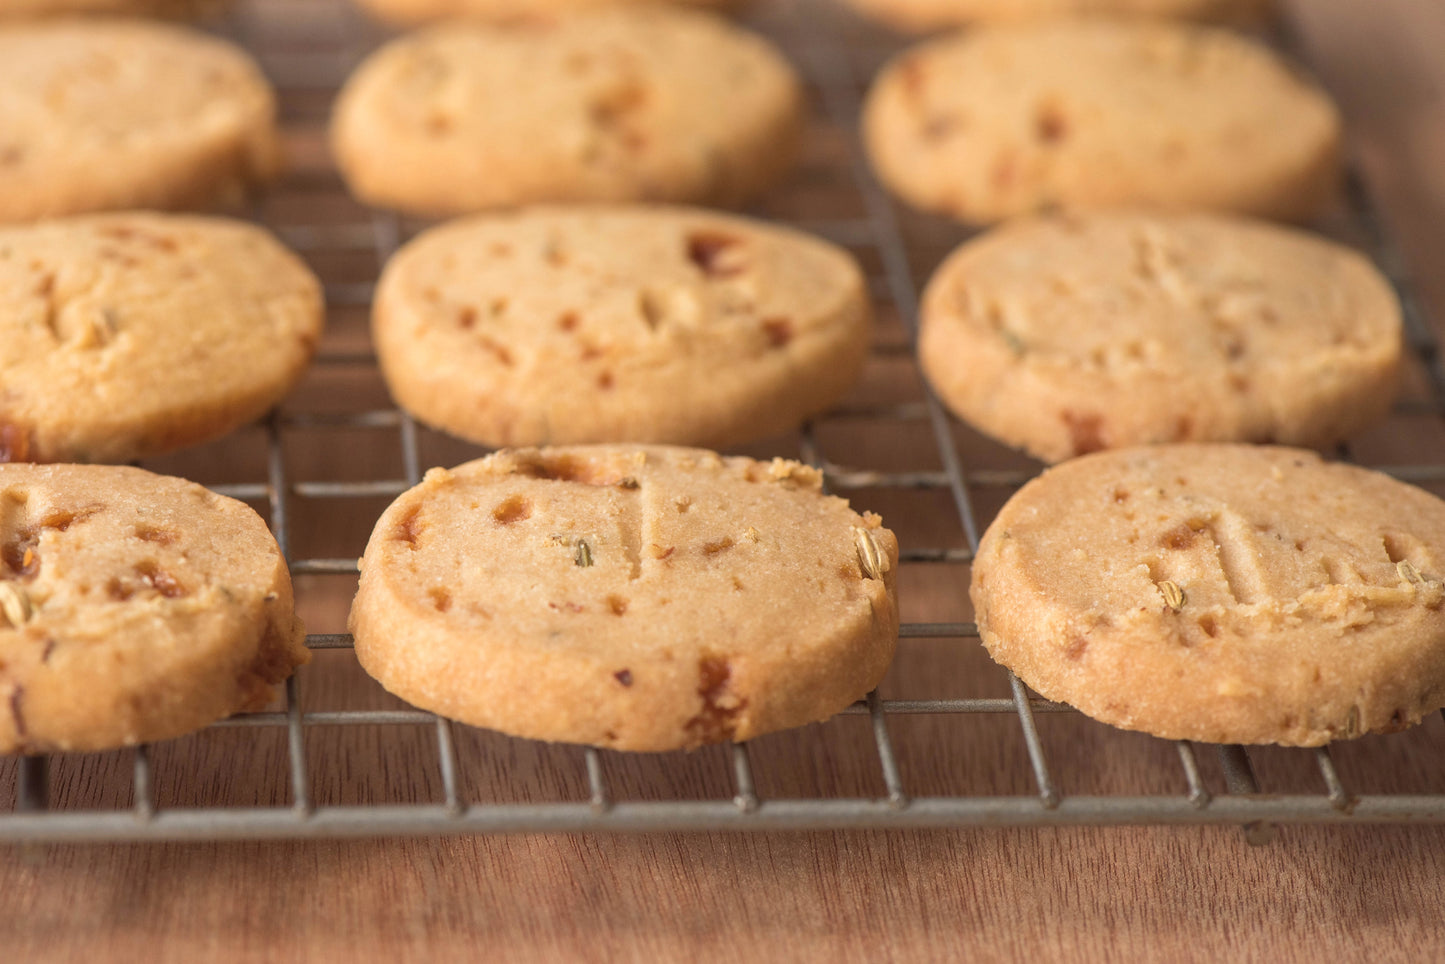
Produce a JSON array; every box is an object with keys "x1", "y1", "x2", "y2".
[
  {"x1": 0, "y1": 213, "x2": 322, "y2": 463},
  {"x1": 0, "y1": 0, "x2": 226, "y2": 16},
  {"x1": 919, "y1": 212, "x2": 1401, "y2": 462},
  {"x1": 330, "y1": 9, "x2": 803, "y2": 215},
  {"x1": 840, "y1": 0, "x2": 1272, "y2": 34},
  {"x1": 0, "y1": 19, "x2": 280, "y2": 221},
  {"x1": 373, "y1": 206, "x2": 872, "y2": 449},
  {"x1": 351, "y1": 0, "x2": 741, "y2": 27},
  {"x1": 863, "y1": 21, "x2": 1341, "y2": 223}
]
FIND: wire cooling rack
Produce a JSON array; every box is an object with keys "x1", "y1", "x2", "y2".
[{"x1": 3, "y1": 0, "x2": 1445, "y2": 844}]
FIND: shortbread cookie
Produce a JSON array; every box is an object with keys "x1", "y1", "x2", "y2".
[
  {"x1": 0, "y1": 20, "x2": 280, "y2": 222},
  {"x1": 972, "y1": 445, "x2": 1445, "y2": 746},
  {"x1": 353, "y1": 0, "x2": 737, "y2": 27},
  {"x1": 0, "y1": 213, "x2": 323, "y2": 463},
  {"x1": 0, "y1": 463, "x2": 308, "y2": 754},
  {"x1": 330, "y1": 9, "x2": 803, "y2": 215},
  {"x1": 919, "y1": 213, "x2": 1401, "y2": 463},
  {"x1": 863, "y1": 22, "x2": 1341, "y2": 223},
  {"x1": 351, "y1": 445, "x2": 899, "y2": 750},
  {"x1": 374, "y1": 207, "x2": 871, "y2": 449},
  {"x1": 842, "y1": 0, "x2": 1272, "y2": 34},
  {"x1": 0, "y1": 0, "x2": 225, "y2": 17}
]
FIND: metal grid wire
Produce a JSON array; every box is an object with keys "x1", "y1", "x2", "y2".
[{"x1": 4, "y1": 0, "x2": 1445, "y2": 843}]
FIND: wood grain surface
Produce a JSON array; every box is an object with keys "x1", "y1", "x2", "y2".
[{"x1": 6, "y1": 0, "x2": 1445, "y2": 960}]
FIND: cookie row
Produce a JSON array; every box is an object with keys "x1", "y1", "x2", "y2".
[
  {"x1": 0, "y1": 450, "x2": 899, "y2": 755},
  {"x1": 17, "y1": 442, "x2": 1442, "y2": 754},
  {"x1": 0, "y1": 206, "x2": 868, "y2": 463},
  {"x1": 332, "y1": 15, "x2": 1347, "y2": 226},
  {"x1": 1, "y1": 15, "x2": 1340, "y2": 226},
  {"x1": 0, "y1": 0, "x2": 737, "y2": 24},
  {"x1": 17, "y1": 444, "x2": 1443, "y2": 752},
  {"x1": 351, "y1": 0, "x2": 1273, "y2": 29},
  {"x1": 3, "y1": 0, "x2": 1271, "y2": 28},
  {"x1": 0, "y1": 12, "x2": 803, "y2": 222}
]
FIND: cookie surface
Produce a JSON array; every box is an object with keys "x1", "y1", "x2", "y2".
[
  {"x1": 330, "y1": 9, "x2": 802, "y2": 215},
  {"x1": 841, "y1": 0, "x2": 1271, "y2": 33},
  {"x1": 0, "y1": 0, "x2": 224, "y2": 16},
  {"x1": 351, "y1": 445, "x2": 899, "y2": 751},
  {"x1": 863, "y1": 22, "x2": 1340, "y2": 223},
  {"x1": 0, "y1": 463, "x2": 307, "y2": 754},
  {"x1": 972, "y1": 445, "x2": 1445, "y2": 746},
  {"x1": 352, "y1": 0, "x2": 737, "y2": 27},
  {"x1": 919, "y1": 213, "x2": 1401, "y2": 463},
  {"x1": 374, "y1": 206, "x2": 871, "y2": 449},
  {"x1": 0, "y1": 19, "x2": 280, "y2": 222},
  {"x1": 0, "y1": 212, "x2": 323, "y2": 463}
]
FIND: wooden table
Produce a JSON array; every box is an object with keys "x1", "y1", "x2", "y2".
[{"x1": 6, "y1": 0, "x2": 1445, "y2": 959}]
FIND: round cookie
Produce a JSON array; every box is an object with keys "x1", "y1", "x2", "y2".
[
  {"x1": 0, "y1": 0, "x2": 226, "y2": 17},
  {"x1": 0, "y1": 19, "x2": 280, "y2": 222},
  {"x1": 862, "y1": 22, "x2": 1341, "y2": 224},
  {"x1": 0, "y1": 212, "x2": 323, "y2": 464},
  {"x1": 352, "y1": 0, "x2": 738, "y2": 28},
  {"x1": 918, "y1": 212, "x2": 1401, "y2": 463},
  {"x1": 330, "y1": 9, "x2": 803, "y2": 216},
  {"x1": 373, "y1": 206, "x2": 871, "y2": 449},
  {"x1": 350, "y1": 445, "x2": 899, "y2": 751},
  {"x1": 971, "y1": 445, "x2": 1445, "y2": 747},
  {"x1": 0, "y1": 463, "x2": 308, "y2": 754},
  {"x1": 841, "y1": 0, "x2": 1272, "y2": 34}
]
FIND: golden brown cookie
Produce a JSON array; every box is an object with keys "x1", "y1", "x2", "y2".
[
  {"x1": 841, "y1": 0, "x2": 1272, "y2": 34},
  {"x1": 0, "y1": 19, "x2": 280, "y2": 222},
  {"x1": 918, "y1": 212, "x2": 1401, "y2": 463},
  {"x1": 0, "y1": 212, "x2": 323, "y2": 464},
  {"x1": 862, "y1": 21, "x2": 1341, "y2": 224},
  {"x1": 972, "y1": 445, "x2": 1445, "y2": 746},
  {"x1": 352, "y1": 0, "x2": 739, "y2": 27},
  {"x1": 330, "y1": 9, "x2": 803, "y2": 216},
  {"x1": 0, "y1": 0, "x2": 226, "y2": 17},
  {"x1": 373, "y1": 206, "x2": 871, "y2": 449},
  {"x1": 0, "y1": 463, "x2": 308, "y2": 754},
  {"x1": 350, "y1": 445, "x2": 899, "y2": 751}
]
